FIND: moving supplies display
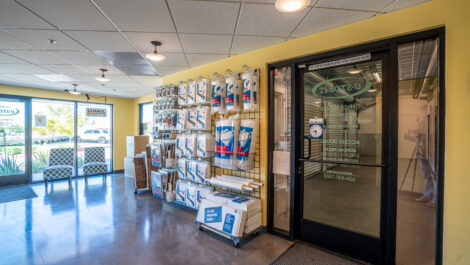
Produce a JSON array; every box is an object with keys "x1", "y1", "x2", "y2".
[{"x1": 127, "y1": 136, "x2": 150, "y2": 157}]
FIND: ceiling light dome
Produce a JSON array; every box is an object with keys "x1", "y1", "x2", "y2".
[
  {"x1": 146, "y1": 41, "x2": 166, "y2": 62},
  {"x1": 96, "y1": 68, "x2": 110, "y2": 82},
  {"x1": 69, "y1": 84, "x2": 81, "y2": 95},
  {"x1": 275, "y1": 0, "x2": 310, "y2": 13}
]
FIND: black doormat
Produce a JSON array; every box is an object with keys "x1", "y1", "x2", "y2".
[
  {"x1": 272, "y1": 242, "x2": 364, "y2": 265},
  {"x1": 0, "y1": 186, "x2": 38, "y2": 204}
]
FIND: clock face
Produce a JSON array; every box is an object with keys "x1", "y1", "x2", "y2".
[{"x1": 310, "y1": 124, "x2": 323, "y2": 138}]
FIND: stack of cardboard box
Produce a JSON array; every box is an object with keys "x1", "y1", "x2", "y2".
[{"x1": 124, "y1": 136, "x2": 150, "y2": 179}]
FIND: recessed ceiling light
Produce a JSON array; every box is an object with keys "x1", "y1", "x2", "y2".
[
  {"x1": 275, "y1": 0, "x2": 310, "y2": 13},
  {"x1": 48, "y1": 39, "x2": 57, "y2": 45},
  {"x1": 145, "y1": 41, "x2": 166, "y2": 62},
  {"x1": 348, "y1": 69, "x2": 362, "y2": 74},
  {"x1": 69, "y1": 84, "x2": 81, "y2": 95},
  {"x1": 96, "y1": 68, "x2": 110, "y2": 82},
  {"x1": 34, "y1": 74, "x2": 74, "y2": 82}
]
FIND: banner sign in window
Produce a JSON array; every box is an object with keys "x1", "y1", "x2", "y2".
[
  {"x1": 204, "y1": 206, "x2": 222, "y2": 223},
  {"x1": 309, "y1": 53, "x2": 371, "y2": 71},
  {"x1": 35, "y1": 115, "x2": 46, "y2": 127},
  {"x1": 86, "y1": 107, "x2": 107, "y2": 117}
]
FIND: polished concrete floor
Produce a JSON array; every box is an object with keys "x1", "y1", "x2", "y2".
[{"x1": 0, "y1": 174, "x2": 293, "y2": 265}]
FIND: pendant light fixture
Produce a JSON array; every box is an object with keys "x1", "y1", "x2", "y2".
[
  {"x1": 69, "y1": 84, "x2": 81, "y2": 95},
  {"x1": 275, "y1": 0, "x2": 310, "y2": 12},
  {"x1": 96, "y1": 68, "x2": 110, "y2": 82},
  {"x1": 145, "y1": 41, "x2": 166, "y2": 62}
]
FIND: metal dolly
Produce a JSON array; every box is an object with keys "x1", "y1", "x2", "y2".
[{"x1": 195, "y1": 221, "x2": 263, "y2": 248}]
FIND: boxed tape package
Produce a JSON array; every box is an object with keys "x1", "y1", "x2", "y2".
[
  {"x1": 178, "y1": 83, "x2": 187, "y2": 106},
  {"x1": 242, "y1": 69, "x2": 259, "y2": 111},
  {"x1": 195, "y1": 160, "x2": 211, "y2": 184},
  {"x1": 187, "y1": 81, "x2": 197, "y2": 105},
  {"x1": 176, "y1": 179, "x2": 188, "y2": 203},
  {"x1": 185, "y1": 133, "x2": 197, "y2": 157},
  {"x1": 187, "y1": 159, "x2": 197, "y2": 182},
  {"x1": 237, "y1": 119, "x2": 259, "y2": 170},
  {"x1": 196, "y1": 199, "x2": 247, "y2": 237},
  {"x1": 196, "y1": 78, "x2": 211, "y2": 104},
  {"x1": 211, "y1": 75, "x2": 226, "y2": 114},
  {"x1": 177, "y1": 158, "x2": 187, "y2": 179},
  {"x1": 196, "y1": 106, "x2": 211, "y2": 130},
  {"x1": 215, "y1": 116, "x2": 240, "y2": 170},
  {"x1": 225, "y1": 73, "x2": 241, "y2": 112},
  {"x1": 197, "y1": 133, "x2": 214, "y2": 158}
]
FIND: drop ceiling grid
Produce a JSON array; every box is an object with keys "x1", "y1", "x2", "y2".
[{"x1": 0, "y1": 0, "x2": 431, "y2": 98}]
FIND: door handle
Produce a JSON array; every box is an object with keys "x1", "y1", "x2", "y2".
[{"x1": 299, "y1": 136, "x2": 311, "y2": 160}]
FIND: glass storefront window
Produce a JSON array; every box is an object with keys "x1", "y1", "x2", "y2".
[{"x1": 140, "y1": 102, "x2": 153, "y2": 136}]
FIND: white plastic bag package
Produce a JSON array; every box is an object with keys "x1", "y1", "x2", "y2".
[
  {"x1": 195, "y1": 160, "x2": 211, "y2": 184},
  {"x1": 178, "y1": 83, "x2": 187, "y2": 106},
  {"x1": 196, "y1": 106, "x2": 211, "y2": 130},
  {"x1": 175, "y1": 179, "x2": 187, "y2": 203},
  {"x1": 237, "y1": 119, "x2": 259, "y2": 170},
  {"x1": 177, "y1": 158, "x2": 187, "y2": 179},
  {"x1": 196, "y1": 185, "x2": 213, "y2": 209},
  {"x1": 197, "y1": 133, "x2": 214, "y2": 158},
  {"x1": 185, "y1": 133, "x2": 197, "y2": 157},
  {"x1": 211, "y1": 76, "x2": 226, "y2": 114},
  {"x1": 187, "y1": 81, "x2": 197, "y2": 105},
  {"x1": 186, "y1": 183, "x2": 197, "y2": 208},
  {"x1": 215, "y1": 115, "x2": 240, "y2": 170},
  {"x1": 225, "y1": 73, "x2": 241, "y2": 112},
  {"x1": 176, "y1": 109, "x2": 187, "y2": 130},
  {"x1": 242, "y1": 69, "x2": 259, "y2": 111},
  {"x1": 176, "y1": 134, "x2": 186, "y2": 157},
  {"x1": 186, "y1": 109, "x2": 198, "y2": 130},
  {"x1": 196, "y1": 78, "x2": 211, "y2": 104},
  {"x1": 187, "y1": 159, "x2": 198, "y2": 182},
  {"x1": 214, "y1": 120, "x2": 222, "y2": 167}
]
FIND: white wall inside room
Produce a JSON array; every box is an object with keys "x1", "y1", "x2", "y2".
[{"x1": 398, "y1": 96, "x2": 428, "y2": 159}]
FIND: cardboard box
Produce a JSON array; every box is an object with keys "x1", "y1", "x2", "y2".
[
  {"x1": 127, "y1": 136, "x2": 150, "y2": 157},
  {"x1": 197, "y1": 199, "x2": 246, "y2": 237},
  {"x1": 124, "y1": 156, "x2": 135, "y2": 178}
]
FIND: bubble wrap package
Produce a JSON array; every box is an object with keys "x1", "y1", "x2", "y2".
[
  {"x1": 195, "y1": 160, "x2": 211, "y2": 184},
  {"x1": 196, "y1": 78, "x2": 211, "y2": 104},
  {"x1": 197, "y1": 133, "x2": 214, "y2": 158},
  {"x1": 196, "y1": 106, "x2": 211, "y2": 130},
  {"x1": 187, "y1": 81, "x2": 197, "y2": 105},
  {"x1": 237, "y1": 119, "x2": 259, "y2": 170},
  {"x1": 242, "y1": 69, "x2": 259, "y2": 111},
  {"x1": 225, "y1": 73, "x2": 241, "y2": 112},
  {"x1": 211, "y1": 76, "x2": 226, "y2": 114},
  {"x1": 215, "y1": 116, "x2": 240, "y2": 170}
]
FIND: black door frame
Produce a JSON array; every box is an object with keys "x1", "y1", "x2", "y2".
[
  {"x1": 139, "y1": 101, "x2": 153, "y2": 136},
  {"x1": 267, "y1": 27, "x2": 445, "y2": 265}
]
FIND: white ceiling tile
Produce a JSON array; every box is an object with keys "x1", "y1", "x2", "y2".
[
  {"x1": 237, "y1": 3, "x2": 310, "y2": 37},
  {"x1": 0, "y1": 64, "x2": 52, "y2": 74},
  {"x1": 244, "y1": 0, "x2": 319, "y2": 5},
  {"x1": 52, "y1": 51, "x2": 108, "y2": 65},
  {"x1": 4, "y1": 29, "x2": 86, "y2": 51},
  {"x1": 231, "y1": 35, "x2": 284, "y2": 54},
  {"x1": 94, "y1": 0, "x2": 175, "y2": 32},
  {"x1": 4, "y1": 50, "x2": 69, "y2": 64},
  {"x1": 74, "y1": 65, "x2": 123, "y2": 75},
  {"x1": 2, "y1": 73, "x2": 53, "y2": 83},
  {"x1": 124, "y1": 32, "x2": 182, "y2": 53},
  {"x1": 292, "y1": 8, "x2": 373, "y2": 37},
  {"x1": 180, "y1": 34, "x2": 232, "y2": 54},
  {"x1": 0, "y1": 52, "x2": 29, "y2": 64},
  {"x1": 316, "y1": 0, "x2": 394, "y2": 12},
  {"x1": 0, "y1": 30, "x2": 35, "y2": 50},
  {"x1": 0, "y1": 0, "x2": 54, "y2": 29},
  {"x1": 154, "y1": 66, "x2": 189, "y2": 77},
  {"x1": 130, "y1": 75, "x2": 161, "y2": 88},
  {"x1": 186, "y1": 54, "x2": 228, "y2": 68},
  {"x1": 64, "y1": 31, "x2": 135, "y2": 52},
  {"x1": 383, "y1": 0, "x2": 430, "y2": 12},
  {"x1": 66, "y1": 74, "x2": 97, "y2": 82},
  {"x1": 17, "y1": 0, "x2": 115, "y2": 31},
  {"x1": 40, "y1": 64, "x2": 91, "y2": 75},
  {"x1": 169, "y1": 0, "x2": 240, "y2": 34},
  {"x1": 149, "y1": 53, "x2": 187, "y2": 67}
]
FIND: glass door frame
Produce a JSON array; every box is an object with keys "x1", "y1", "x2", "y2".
[
  {"x1": 0, "y1": 95, "x2": 31, "y2": 186},
  {"x1": 267, "y1": 27, "x2": 446, "y2": 265}
]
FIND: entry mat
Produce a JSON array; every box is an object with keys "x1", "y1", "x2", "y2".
[
  {"x1": 0, "y1": 186, "x2": 38, "y2": 204},
  {"x1": 271, "y1": 242, "x2": 365, "y2": 265}
]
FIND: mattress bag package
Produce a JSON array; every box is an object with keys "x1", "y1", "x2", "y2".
[
  {"x1": 197, "y1": 133, "x2": 214, "y2": 158},
  {"x1": 187, "y1": 81, "x2": 197, "y2": 105},
  {"x1": 215, "y1": 115, "x2": 240, "y2": 170},
  {"x1": 186, "y1": 183, "x2": 198, "y2": 208},
  {"x1": 196, "y1": 106, "x2": 211, "y2": 130},
  {"x1": 185, "y1": 133, "x2": 197, "y2": 157},
  {"x1": 195, "y1": 160, "x2": 211, "y2": 184},
  {"x1": 176, "y1": 179, "x2": 188, "y2": 203},
  {"x1": 211, "y1": 75, "x2": 226, "y2": 114},
  {"x1": 196, "y1": 199, "x2": 247, "y2": 237},
  {"x1": 177, "y1": 158, "x2": 187, "y2": 179},
  {"x1": 176, "y1": 134, "x2": 186, "y2": 157},
  {"x1": 196, "y1": 78, "x2": 211, "y2": 104},
  {"x1": 237, "y1": 119, "x2": 259, "y2": 170},
  {"x1": 187, "y1": 109, "x2": 198, "y2": 130},
  {"x1": 242, "y1": 69, "x2": 259, "y2": 111},
  {"x1": 178, "y1": 83, "x2": 187, "y2": 106},
  {"x1": 225, "y1": 72, "x2": 241, "y2": 112},
  {"x1": 176, "y1": 109, "x2": 187, "y2": 130},
  {"x1": 187, "y1": 159, "x2": 198, "y2": 182}
]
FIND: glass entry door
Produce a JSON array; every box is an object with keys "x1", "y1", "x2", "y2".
[
  {"x1": 297, "y1": 51, "x2": 390, "y2": 263},
  {"x1": 0, "y1": 97, "x2": 29, "y2": 186}
]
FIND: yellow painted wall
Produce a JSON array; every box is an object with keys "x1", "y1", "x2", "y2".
[
  {"x1": 0, "y1": 84, "x2": 135, "y2": 171},
  {"x1": 135, "y1": 0, "x2": 470, "y2": 263}
]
